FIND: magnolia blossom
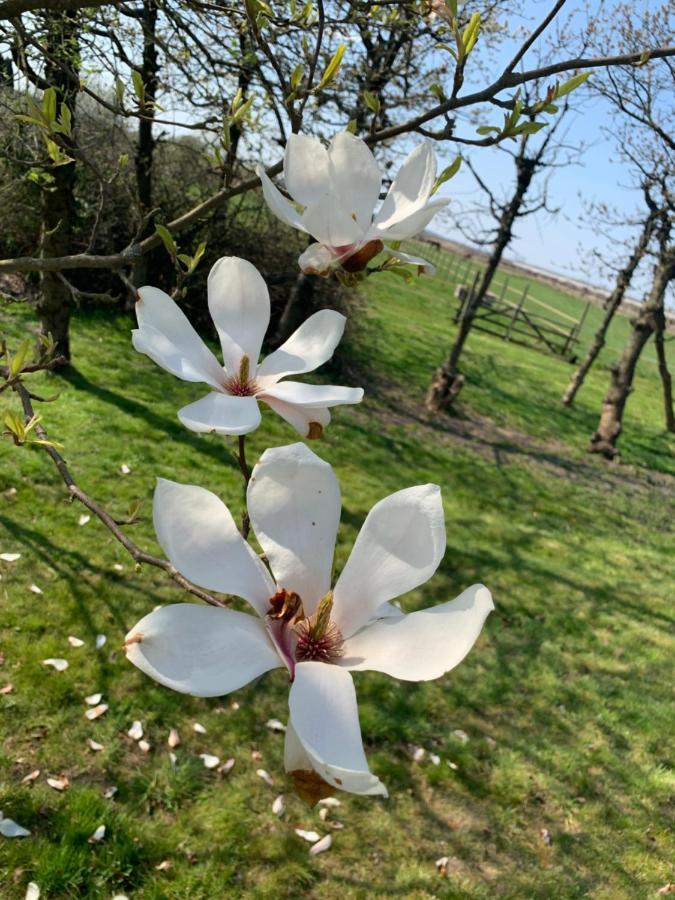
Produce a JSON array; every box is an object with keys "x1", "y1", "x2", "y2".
[
  {"x1": 132, "y1": 256, "x2": 362, "y2": 438},
  {"x1": 124, "y1": 443, "x2": 493, "y2": 798},
  {"x1": 257, "y1": 132, "x2": 449, "y2": 276}
]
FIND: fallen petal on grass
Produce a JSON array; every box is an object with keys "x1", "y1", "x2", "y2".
[
  {"x1": 318, "y1": 797, "x2": 341, "y2": 808},
  {"x1": 0, "y1": 816, "x2": 31, "y2": 838},
  {"x1": 452, "y1": 729, "x2": 469, "y2": 743},
  {"x1": 29, "y1": 584, "x2": 43, "y2": 595},
  {"x1": 265, "y1": 719, "x2": 286, "y2": 733},
  {"x1": 412, "y1": 747, "x2": 425, "y2": 762},
  {"x1": 43, "y1": 659, "x2": 68, "y2": 672},
  {"x1": 217, "y1": 758, "x2": 235, "y2": 775},
  {"x1": 199, "y1": 754, "x2": 220, "y2": 769},
  {"x1": 103, "y1": 786, "x2": 117, "y2": 799},
  {"x1": 20, "y1": 770, "x2": 40, "y2": 785},
  {"x1": 309, "y1": 834, "x2": 332, "y2": 856},
  {"x1": 68, "y1": 636, "x2": 85, "y2": 648},
  {"x1": 85, "y1": 693, "x2": 102, "y2": 706},
  {"x1": 127, "y1": 720, "x2": 143, "y2": 741},
  {"x1": 78, "y1": 514, "x2": 91, "y2": 526},
  {"x1": 272, "y1": 795, "x2": 285, "y2": 816},
  {"x1": 436, "y1": 856, "x2": 449, "y2": 876},
  {"x1": 192, "y1": 722, "x2": 207, "y2": 734},
  {"x1": 167, "y1": 728, "x2": 180, "y2": 748},
  {"x1": 295, "y1": 828, "x2": 320, "y2": 843},
  {"x1": 256, "y1": 769, "x2": 274, "y2": 786},
  {"x1": 429, "y1": 753, "x2": 441, "y2": 765},
  {"x1": 138, "y1": 740, "x2": 151, "y2": 753},
  {"x1": 120, "y1": 464, "x2": 131, "y2": 475},
  {"x1": 85, "y1": 704, "x2": 108, "y2": 720},
  {"x1": 86, "y1": 738, "x2": 104, "y2": 752},
  {"x1": 95, "y1": 634, "x2": 107, "y2": 649},
  {"x1": 155, "y1": 860, "x2": 172, "y2": 871},
  {"x1": 25, "y1": 883, "x2": 40, "y2": 900},
  {"x1": 0, "y1": 683, "x2": 14, "y2": 694},
  {"x1": 88, "y1": 824, "x2": 105, "y2": 843},
  {"x1": 46, "y1": 775, "x2": 70, "y2": 791},
  {"x1": 0, "y1": 553, "x2": 21, "y2": 562},
  {"x1": 113, "y1": 564, "x2": 124, "y2": 572}
]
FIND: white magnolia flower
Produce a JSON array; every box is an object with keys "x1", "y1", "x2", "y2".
[
  {"x1": 124, "y1": 444, "x2": 493, "y2": 798},
  {"x1": 132, "y1": 256, "x2": 363, "y2": 438},
  {"x1": 257, "y1": 132, "x2": 448, "y2": 276}
]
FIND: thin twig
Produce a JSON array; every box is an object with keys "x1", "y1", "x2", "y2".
[{"x1": 237, "y1": 434, "x2": 251, "y2": 539}]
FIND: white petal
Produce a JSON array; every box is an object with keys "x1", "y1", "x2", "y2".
[
  {"x1": 68, "y1": 636, "x2": 85, "y2": 647},
  {"x1": 284, "y1": 134, "x2": 331, "y2": 206},
  {"x1": 256, "y1": 164, "x2": 308, "y2": 232},
  {"x1": 333, "y1": 484, "x2": 445, "y2": 638},
  {"x1": 295, "y1": 828, "x2": 320, "y2": 842},
  {"x1": 78, "y1": 514, "x2": 90, "y2": 526},
  {"x1": 256, "y1": 310, "x2": 347, "y2": 384},
  {"x1": 328, "y1": 132, "x2": 381, "y2": 232},
  {"x1": 256, "y1": 768, "x2": 274, "y2": 786},
  {"x1": 29, "y1": 584, "x2": 42, "y2": 595},
  {"x1": 193, "y1": 722, "x2": 207, "y2": 734},
  {"x1": 342, "y1": 584, "x2": 493, "y2": 680},
  {"x1": 310, "y1": 833, "x2": 332, "y2": 855},
  {"x1": 0, "y1": 818, "x2": 30, "y2": 838},
  {"x1": 378, "y1": 198, "x2": 448, "y2": 240},
  {"x1": 124, "y1": 603, "x2": 281, "y2": 697},
  {"x1": 266, "y1": 718, "x2": 286, "y2": 733},
  {"x1": 272, "y1": 795, "x2": 285, "y2": 816},
  {"x1": 383, "y1": 247, "x2": 436, "y2": 276},
  {"x1": 207, "y1": 257, "x2": 270, "y2": 375},
  {"x1": 133, "y1": 287, "x2": 225, "y2": 388},
  {"x1": 85, "y1": 693, "x2": 102, "y2": 705},
  {"x1": 261, "y1": 395, "x2": 331, "y2": 439},
  {"x1": 0, "y1": 552, "x2": 20, "y2": 562},
  {"x1": 259, "y1": 381, "x2": 363, "y2": 410},
  {"x1": 43, "y1": 658, "x2": 68, "y2": 672},
  {"x1": 127, "y1": 720, "x2": 143, "y2": 741},
  {"x1": 200, "y1": 754, "x2": 220, "y2": 769},
  {"x1": 95, "y1": 634, "x2": 107, "y2": 649},
  {"x1": 374, "y1": 143, "x2": 437, "y2": 230},
  {"x1": 298, "y1": 242, "x2": 337, "y2": 276},
  {"x1": 89, "y1": 824, "x2": 106, "y2": 843},
  {"x1": 302, "y1": 199, "x2": 364, "y2": 248},
  {"x1": 153, "y1": 477, "x2": 274, "y2": 614},
  {"x1": 178, "y1": 392, "x2": 262, "y2": 436},
  {"x1": 85, "y1": 704, "x2": 108, "y2": 720},
  {"x1": 247, "y1": 444, "x2": 340, "y2": 615},
  {"x1": 25, "y1": 883, "x2": 40, "y2": 900},
  {"x1": 288, "y1": 663, "x2": 387, "y2": 797}
]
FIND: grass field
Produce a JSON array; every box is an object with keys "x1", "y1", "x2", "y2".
[{"x1": 0, "y1": 255, "x2": 673, "y2": 899}]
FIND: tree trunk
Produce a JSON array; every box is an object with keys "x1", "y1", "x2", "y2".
[
  {"x1": 562, "y1": 206, "x2": 657, "y2": 406},
  {"x1": 653, "y1": 310, "x2": 675, "y2": 432},
  {"x1": 35, "y1": 11, "x2": 78, "y2": 361},
  {"x1": 426, "y1": 156, "x2": 536, "y2": 412},
  {"x1": 589, "y1": 247, "x2": 675, "y2": 457}
]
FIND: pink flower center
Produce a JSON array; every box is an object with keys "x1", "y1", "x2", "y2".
[
  {"x1": 265, "y1": 588, "x2": 344, "y2": 677},
  {"x1": 224, "y1": 354, "x2": 258, "y2": 397}
]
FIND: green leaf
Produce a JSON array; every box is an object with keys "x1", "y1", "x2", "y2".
[
  {"x1": 290, "y1": 64, "x2": 304, "y2": 91},
  {"x1": 155, "y1": 224, "x2": 177, "y2": 259},
  {"x1": 363, "y1": 90, "x2": 380, "y2": 113},
  {"x1": 232, "y1": 95, "x2": 254, "y2": 123},
  {"x1": 431, "y1": 155, "x2": 461, "y2": 194},
  {"x1": 131, "y1": 70, "x2": 145, "y2": 104},
  {"x1": 461, "y1": 12, "x2": 481, "y2": 57},
  {"x1": 3, "y1": 410, "x2": 25, "y2": 441},
  {"x1": 315, "y1": 43, "x2": 346, "y2": 92},
  {"x1": 346, "y1": 119, "x2": 357, "y2": 134},
  {"x1": 430, "y1": 83, "x2": 446, "y2": 102},
  {"x1": 476, "y1": 125, "x2": 501, "y2": 135},
  {"x1": 42, "y1": 87, "x2": 57, "y2": 125},
  {"x1": 9, "y1": 340, "x2": 31, "y2": 377},
  {"x1": 114, "y1": 78, "x2": 126, "y2": 106},
  {"x1": 58, "y1": 103, "x2": 72, "y2": 135},
  {"x1": 514, "y1": 120, "x2": 548, "y2": 135},
  {"x1": 554, "y1": 71, "x2": 590, "y2": 99}
]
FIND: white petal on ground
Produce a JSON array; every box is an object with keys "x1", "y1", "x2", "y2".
[
  {"x1": 378, "y1": 198, "x2": 449, "y2": 241},
  {"x1": 178, "y1": 392, "x2": 262, "y2": 437},
  {"x1": 25, "y1": 883, "x2": 40, "y2": 900},
  {"x1": 333, "y1": 484, "x2": 446, "y2": 638},
  {"x1": 29, "y1": 584, "x2": 42, "y2": 595},
  {"x1": 256, "y1": 164, "x2": 307, "y2": 232},
  {"x1": 85, "y1": 704, "x2": 108, "y2": 720},
  {"x1": 256, "y1": 769, "x2": 274, "y2": 786},
  {"x1": 319, "y1": 807, "x2": 328, "y2": 821},
  {"x1": 138, "y1": 740, "x2": 151, "y2": 753},
  {"x1": 207, "y1": 257, "x2": 270, "y2": 375},
  {"x1": 169, "y1": 752, "x2": 177, "y2": 768},
  {"x1": 133, "y1": 286, "x2": 225, "y2": 387},
  {"x1": 43, "y1": 658, "x2": 68, "y2": 672},
  {"x1": 341, "y1": 585, "x2": 494, "y2": 680},
  {"x1": 0, "y1": 817, "x2": 30, "y2": 838},
  {"x1": 260, "y1": 395, "x2": 331, "y2": 439},
  {"x1": 88, "y1": 825, "x2": 105, "y2": 843},
  {"x1": 120, "y1": 464, "x2": 131, "y2": 475},
  {"x1": 256, "y1": 310, "x2": 347, "y2": 384},
  {"x1": 0, "y1": 553, "x2": 21, "y2": 562},
  {"x1": 265, "y1": 719, "x2": 286, "y2": 733},
  {"x1": 288, "y1": 662, "x2": 388, "y2": 797},
  {"x1": 103, "y1": 786, "x2": 117, "y2": 799},
  {"x1": 0, "y1": 683, "x2": 14, "y2": 694},
  {"x1": 373, "y1": 142, "x2": 437, "y2": 230},
  {"x1": 113, "y1": 564, "x2": 124, "y2": 572},
  {"x1": 153, "y1": 478, "x2": 274, "y2": 614},
  {"x1": 85, "y1": 693, "x2": 102, "y2": 706},
  {"x1": 309, "y1": 834, "x2": 332, "y2": 856},
  {"x1": 218, "y1": 758, "x2": 235, "y2": 775},
  {"x1": 430, "y1": 753, "x2": 441, "y2": 765},
  {"x1": 95, "y1": 634, "x2": 107, "y2": 649},
  {"x1": 87, "y1": 739, "x2": 104, "y2": 752},
  {"x1": 247, "y1": 443, "x2": 341, "y2": 616},
  {"x1": 284, "y1": 133, "x2": 331, "y2": 207},
  {"x1": 295, "y1": 828, "x2": 320, "y2": 842},
  {"x1": 251, "y1": 750, "x2": 262, "y2": 761},
  {"x1": 193, "y1": 722, "x2": 207, "y2": 734},
  {"x1": 318, "y1": 797, "x2": 341, "y2": 807},
  {"x1": 328, "y1": 132, "x2": 382, "y2": 232},
  {"x1": 412, "y1": 747, "x2": 425, "y2": 762},
  {"x1": 272, "y1": 795, "x2": 285, "y2": 816},
  {"x1": 47, "y1": 775, "x2": 69, "y2": 791},
  {"x1": 127, "y1": 720, "x2": 143, "y2": 741},
  {"x1": 167, "y1": 728, "x2": 180, "y2": 748},
  {"x1": 68, "y1": 636, "x2": 85, "y2": 647},
  {"x1": 78, "y1": 514, "x2": 90, "y2": 526},
  {"x1": 199, "y1": 754, "x2": 220, "y2": 769},
  {"x1": 453, "y1": 729, "x2": 469, "y2": 743},
  {"x1": 20, "y1": 770, "x2": 40, "y2": 785},
  {"x1": 125, "y1": 604, "x2": 281, "y2": 697},
  {"x1": 260, "y1": 381, "x2": 363, "y2": 411}
]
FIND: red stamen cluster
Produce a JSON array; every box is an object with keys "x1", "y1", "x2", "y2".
[
  {"x1": 225, "y1": 375, "x2": 258, "y2": 397},
  {"x1": 294, "y1": 619, "x2": 344, "y2": 663}
]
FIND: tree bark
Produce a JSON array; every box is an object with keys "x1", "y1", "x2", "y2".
[
  {"x1": 589, "y1": 245, "x2": 675, "y2": 457},
  {"x1": 425, "y1": 156, "x2": 536, "y2": 412},
  {"x1": 35, "y1": 10, "x2": 79, "y2": 361},
  {"x1": 562, "y1": 201, "x2": 657, "y2": 406},
  {"x1": 653, "y1": 310, "x2": 675, "y2": 432}
]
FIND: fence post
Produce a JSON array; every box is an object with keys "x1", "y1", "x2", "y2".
[
  {"x1": 498, "y1": 277, "x2": 509, "y2": 304},
  {"x1": 505, "y1": 284, "x2": 529, "y2": 340},
  {"x1": 562, "y1": 300, "x2": 592, "y2": 357}
]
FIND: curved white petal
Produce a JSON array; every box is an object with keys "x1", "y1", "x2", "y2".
[
  {"x1": 134, "y1": 287, "x2": 225, "y2": 388},
  {"x1": 207, "y1": 257, "x2": 270, "y2": 375},
  {"x1": 341, "y1": 584, "x2": 494, "y2": 680},
  {"x1": 259, "y1": 381, "x2": 363, "y2": 409},
  {"x1": 373, "y1": 143, "x2": 437, "y2": 230},
  {"x1": 383, "y1": 247, "x2": 436, "y2": 276},
  {"x1": 125, "y1": 603, "x2": 280, "y2": 697},
  {"x1": 247, "y1": 443, "x2": 340, "y2": 615},
  {"x1": 284, "y1": 134, "x2": 331, "y2": 207},
  {"x1": 288, "y1": 662, "x2": 387, "y2": 797},
  {"x1": 153, "y1": 478, "x2": 274, "y2": 614},
  {"x1": 333, "y1": 484, "x2": 446, "y2": 638},
  {"x1": 328, "y1": 132, "x2": 381, "y2": 232},
  {"x1": 377, "y1": 198, "x2": 448, "y2": 241},
  {"x1": 256, "y1": 310, "x2": 347, "y2": 384},
  {"x1": 302, "y1": 198, "x2": 365, "y2": 248},
  {"x1": 178, "y1": 392, "x2": 261, "y2": 435},
  {"x1": 262, "y1": 396, "x2": 331, "y2": 438},
  {"x1": 256, "y1": 164, "x2": 307, "y2": 232},
  {"x1": 298, "y1": 242, "x2": 339, "y2": 275}
]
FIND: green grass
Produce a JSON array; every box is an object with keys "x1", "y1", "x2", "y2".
[{"x1": 0, "y1": 268, "x2": 673, "y2": 900}]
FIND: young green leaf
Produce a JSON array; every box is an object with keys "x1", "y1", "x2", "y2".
[
  {"x1": 431, "y1": 155, "x2": 461, "y2": 194},
  {"x1": 315, "y1": 44, "x2": 346, "y2": 92},
  {"x1": 155, "y1": 224, "x2": 177, "y2": 259},
  {"x1": 131, "y1": 70, "x2": 145, "y2": 104},
  {"x1": 554, "y1": 71, "x2": 590, "y2": 99},
  {"x1": 363, "y1": 90, "x2": 380, "y2": 113}
]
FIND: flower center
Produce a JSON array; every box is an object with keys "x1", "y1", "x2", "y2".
[
  {"x1": 225, "y1": 355, "x2": 258, "y2": 397},
  {"x1": 265, "y1": 589, "x2": 344, "y2": 671},
  {"x1": 340, "y1": 239, "x2": 384, "y2": 273}
]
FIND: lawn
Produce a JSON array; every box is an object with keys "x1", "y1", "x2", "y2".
[{"x1": 0, "y1": 259, "x2": 673, "y2": 899}]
